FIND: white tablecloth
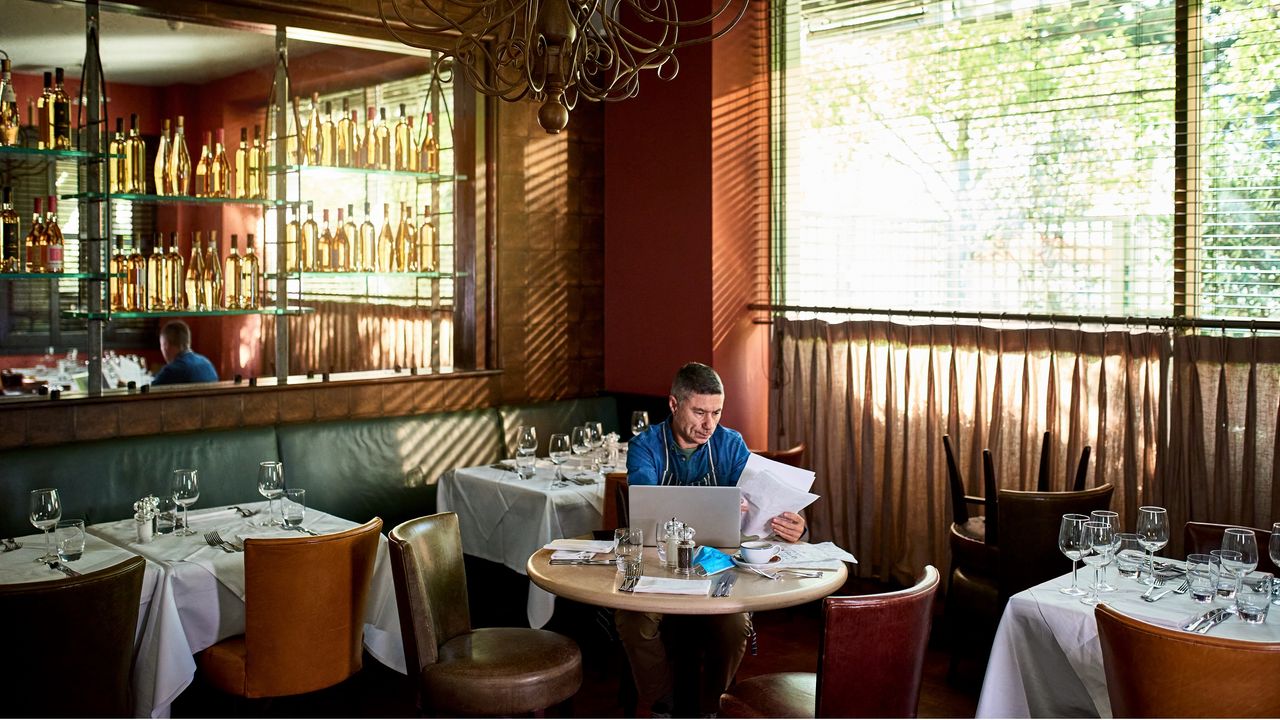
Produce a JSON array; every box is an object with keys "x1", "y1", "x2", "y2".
[
  {"x1": 977, "y1": 565, "x2": 1280, "y2": 718},
  {"x1": 437, "y1": 460, "x2": 606, "y2": 627},
  {"x1": 87, "y1": 501, "x2": 405, "y2": 718}
]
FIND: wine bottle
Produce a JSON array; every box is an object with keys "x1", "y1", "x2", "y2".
[
  {"x1": 128, "y1": 235, "x2": 148, "y2": 311},
  {"x1": 241, "y1": 234, "x2": 261, "y2": 309},
  {"x1": 421, "y1": 112, "x2": 440, "y2": 174},
  {"x1": 50, "y1": 68, "x2": 70, "y2": 150},
  {"x1": 407, "y1": 115, "x2": 419, "y2": 172},
  {"x1": 418, "y1": 205, "x2": 436, "y2": 273},
  {"x1": 395, "y1": 205, "x2": 416, "y2": 272},
  {"x1": 154, "y1": 119, "x2": 171, "y2": 195},
  {"x1": 43, "y1": 196, "x2": 63, "y2": 273},
  {"x1": 363, "y1": 107, "x2": 378, "y2": 169},
  {"x1": 223, "y1": 234, "x2": 241, "y2": 309},
  {"x1": 203, "y1": 231, "x2": 223, "y2": 310},
  {"x1": 128, "y1": 114, "x2": 146, "y2": 195},
  {"x1": 170, "y1": 116, "x2": 192, "y2": 196},
  {"x1": 0, "y1": 187, "x2": 19, "y2": 273},
  {"x1": 375, "y1": 108, "x2": 391, "y2": 170},
  {"x1": 336, "y1": 100, "x2": 354, "y2": 168},
  {"x1": 377, "y1": 202, "x2": 394, "y2": 272},
  {"x1": 317, "y1": 209, "x2": 333, "y2": 272},
  {"x1": 109, "y1": 118, "x2": 125, "y2": 193},
  {"x1": 185, "y1": 232, "x2": 206, "y2": 310},
  {"x1": 285, "y1": 206, "x2": 299, "y2": 273},
  {"x1": 194, "y1": 131, "x2": 211, "y2": 198},
  {"x1": 342, "y1": 204, "x2": 357, "y2": 270},
  {"x1": 319, "y1": 100, "x2": 336, "y2": 166},
  {"x1": 234, "y1": 128, "x2": 250, "y2": 199},
  {"x1": 213, "y1": 129, "x2": 231, "y2": 198},
  {"x1": 289, "y1": 95, "x2": 303, "y2": 166},
  {"x1": 0, "y1": 59, "x2": 18, "y2": 147},
  {"x1": 393, "y1": 104, "x2": 411, "y2": 171},
  {"x1": 304, "y1": 93, "x2": 321, "y2": 165},
  {"x1": 110, "y1": 236, "x2": 126, "y2": 310},
  {"x1": 358, "y1": 202, "x2": 376, "y2": 272},
  {"x1": 166, "y1": 233, "x2": 184, "y2": 310},
  {"x1": 147, "y1": 233, "x2": 166, "y2": 310},
  {"x1": 333, "y1": 207, "x2": 351, "y2": 272},
  {"x1": 251, "y1": 124, "x2": 266, "y2": 199},
  {"x1": 36, "y1": 71, "x2": 52, "y2": 149},
  {"x1": 301, "y1": 201, "x2": 318, "y2": 272},
  {"x1": 24, "y1": 198, "x2": 43, "y2": 273}
]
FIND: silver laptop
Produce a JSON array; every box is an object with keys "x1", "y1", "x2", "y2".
[{"x1": 628, "y1": 485, "x2": 742, "y2": 548}]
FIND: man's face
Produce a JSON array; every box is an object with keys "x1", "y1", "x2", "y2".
[
  {"x1": 668, "y1": 392, "x2": 724, "y2": 449},
  {"x1": 160, "y1": 335, "x2": 175, "y2": 363}
]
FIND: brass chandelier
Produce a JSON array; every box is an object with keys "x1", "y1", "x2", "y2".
[{"x1": 378, "y1": 0, "x2": 753, "y2": 133}]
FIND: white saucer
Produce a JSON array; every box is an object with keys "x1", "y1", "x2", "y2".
[{"x1": 731, "y1": 553, "x2": 783, "y2": 570}]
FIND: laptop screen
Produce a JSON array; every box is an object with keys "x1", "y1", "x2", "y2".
[{"x1": 628, "y1": 485, "x2": 743, "y2": 548}]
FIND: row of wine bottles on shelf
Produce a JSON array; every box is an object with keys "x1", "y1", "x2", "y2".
[
  {"x1": 109, "y1": 231, "x2": 262, "y2": 312},
  {"x1": 148, "y1": 116, "x2": 256, "y2": 200},
  {"x1": 0, "y1": 62, "x2": 71, "y2": 150},
  {"x1": 289, "y1": 94, "x2": 441, "y2": 175},
  {"x1": 0, "y1": 190, "x2": 66, "y2": 273},
  {"x1": 285, "y1": 201, "x2": 439, "y2": 274}
]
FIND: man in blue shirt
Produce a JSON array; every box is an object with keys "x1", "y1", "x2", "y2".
[
  {"x1": 151, "y1": 321, "x2": 218, "y2": 386},
  {"x1": 620, "y1": 362, "x2": 806, "y2": 716}
]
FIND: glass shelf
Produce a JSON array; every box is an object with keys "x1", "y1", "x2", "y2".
[
  {"x1": 0, "y1": 145, "x2": 120, "y2": 160},
  {"x1": 62, "y1": 306, "x2": 314, "y2": 320},
  {"x1": 266, "y1": 270, "x2": 458, "y2": 279},
  {"x1": 62, "y1": 191, "x2": 282, "y2": 207},
  {"x1": 0, "y1": 272, "x2": 105, "y2": 280},
  {"x1": 277, "y1": 164, "x2": 467, "y2": 182}
]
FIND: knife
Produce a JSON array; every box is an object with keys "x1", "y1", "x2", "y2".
[
  {"x1": 1196, "y1": 607, "x2": 1235, "y2": 634},
  {"x1": 47, "y1": 561, "x2": 81, "y2": 577},
  {"x1": 715, "y1": 574, "x2": 738, "y2": 597}
]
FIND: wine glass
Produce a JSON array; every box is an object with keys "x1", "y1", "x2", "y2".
[
  {"x1": 1080, "y1": 521, "x2": 1114, "y2": 606},
  {"x1": 548, "y1": 433, "x2": 571, "y2": 488},
  {"x1": 631, "y1": 411, "x2": 650, "y2": 439},
  {"x1": 29, "y1": 488, "x2": 62, "y2": 563},
  {"x1": 585, "y1": 421, "x2": 604, "y2": 468},
  {"x1": 516, "y1": 426, "x2": 538, "y2": 479},
  {"x1": 1222, "y1": 528, "x2": 1258, "y2": 595},
  {"x1": 1090, "y1": 510, "x2": 1120, "y2": 592},
  {"x1": 1058, "y1": 513, "x2": 1088, "y2": 596},
  {"x1": 571, "y1": 425, "x2": 590, "y2": 473},
  {"x1": 258, "y1": 461, "x2": 285, "y2": 527},
  {"x1": 1269, "y1": 522, "x2": 1280, "y2": 605},
  {"x1": 1135, "y1": 506, "x2": 1168, "y2": 585},
  {"x1": 171, "y1": 469, "x2": 199, "y2": 536}
]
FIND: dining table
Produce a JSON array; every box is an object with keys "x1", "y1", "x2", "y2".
[
  {"x1": 976, "y1": 563, "x2": 1280, "y2": 718},
  {"x1": 85, "y1": 500, "x2": 405, "y2": 718}
]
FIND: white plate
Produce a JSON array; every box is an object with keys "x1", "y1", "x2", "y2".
[{"x1": 731, "y1": 553, "x2": 783, "y2": 570}]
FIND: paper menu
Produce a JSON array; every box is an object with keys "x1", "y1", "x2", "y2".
[{"x1": 738, "y1": 453, "x2": 820, "y2": 538}]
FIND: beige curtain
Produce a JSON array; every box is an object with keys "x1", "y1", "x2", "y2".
[
  {"x1": 261, "y1": 301, "x2": 450, "y2": 374},
  {"x1": 770, "y1": 317, "x2": 1169, "y2": 584}
]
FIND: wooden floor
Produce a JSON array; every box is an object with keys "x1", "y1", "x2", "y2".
[{"x1": 173, "y1": 562, "x2": 981, "y2": 718}]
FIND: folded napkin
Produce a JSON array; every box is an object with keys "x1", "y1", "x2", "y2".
[
  {"x1": 544, "y1": 539, "x2": 616, "y2": 553},
  {"x1": 551, "y1": 550, "x2": 597, "y2": 560},
  {"x1": 632, "y1": 577, "x2": 714, "y2": 595}
]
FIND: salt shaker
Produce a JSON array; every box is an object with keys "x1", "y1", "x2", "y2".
[
  {"x1": 675, "y1": 525, "x2": 697, "y2": 576},
  {"x1": 663, "y1": 518, "x2": 683, "y2": 568}
]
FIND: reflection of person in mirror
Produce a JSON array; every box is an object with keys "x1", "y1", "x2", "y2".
[
  {"x1": 620, "y1": 362, "x2": 807, "y2": 717},
  {"x1": 151, "y1": 320, "x2": 218, "y2": 386}
]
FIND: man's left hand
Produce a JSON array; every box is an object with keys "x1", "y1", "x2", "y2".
[{"x1": 770, "y1": 511, "x2": 806, "y2": 543}]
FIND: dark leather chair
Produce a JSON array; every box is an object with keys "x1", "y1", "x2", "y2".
[
  {"x1": 1096, "y1": 603, "x2": 1280, "y2": 717},
  {"x1": 0, "y1": 555, "x2": 145, "y2": 717},
  {"x1": 720, "y1": 565, "x2": 939, "y2": 718},
  {"x1": 1035, "y1": 432, "x2": 1093, "y2": 492},
  {"x1": 388, "y1": 512, "x2": 582, "y2": 715},
  {"x1": 943, "y1": 435, "x2": 997, "y2": 570},
  {"x1": 197, "y1": 518, "x2": 383, "y2": 698},
  {"x1": 752, "y1": 442, "x2": 806, "y2": 468},
  {"x1": 1184, "y1": 522, "x2": 1279, "y2": 574},
  {"x1": 997, "y1": 483, "x2": 1114, "y2": 600},
  {"x1": 942, "y1": 437, "x2": 1000, "y2": 679},
  {"x1": 603, "y1": 471, "x2": 629, "y2": 530}
]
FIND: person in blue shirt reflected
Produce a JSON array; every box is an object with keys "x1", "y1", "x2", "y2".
[{"x1": 151, "y1": 320, "x2": 218, "y2": 386}]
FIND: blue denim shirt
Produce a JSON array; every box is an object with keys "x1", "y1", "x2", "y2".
[
  {"x1": 151, "y1": 350, "x2": 219, "y2": 386},
  {"x1": 626, "y1": 418, "x2": 750, "y2": 487}
]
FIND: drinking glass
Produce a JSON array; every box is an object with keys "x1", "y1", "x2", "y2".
[
  {"x1": 1237, "y1": 571, "x2": 1273, "y2": 624},
  {"x1": 171, "y1": 469, "x2": 199, "y2": 536},
  {"x1": 1186, "y1": 553, "x2": 1217, "y2": 604},
  {"x1": 281, "y1": 488, "x2": 306, "y2": 528},
  {"x1": 1080, "y1": 521, "x2": 1113, "y2": 606},
  {"x1": 615, "y1": 527, "x2": 643, "y2": 577},
  {"x1": 1136, "y1": 506, "x2": 1169, "y2": 585},
  {"x1": 1270, "y1": 522, "x2": 1280, "y2": 605},
  {"x1": 571, "y1": 426, "x2": 591, "y2": 472},
  {"x1": 654, "y1": 520, "x2": 671, "y2": 566},
  {"x1": 1090, "y1": 510, "x2": 1120, "y2": 592},
  {"x1": 516, "y1": 425, "x2": 538, "y2": 459},
  {"x1": 1058, "y1": 513, "x2": 1089, "y2": 596},
  {"x1": 54, "y1": 520, "x2": 85, "y2": 562},
  {"x1": 1222, "y1": 528, "x2": 1259, "y2": 575},
  {"x1": 1212, "y1": 549, "x2": 1243, "y2": 599},
  {"x1": 28, "y1": 488, "x2": 62, "y2": 563},
  {"x1": 257, "y1": 461, "x2": 285, "y2": 527},
  {"x1": 548, "y1": 433, "x2": 571, "y2": 488},
  {"x1": 586, "y1": 421, "x2": 605, "y2": 468},
  {"x1": 1115, "y1": 533, "x2": 1144, "y2": 579},
  {"x1": 631, "y1": 411, "x2": 650, "y2": 439},
  {"x1": 155, "y1": 496, "x2": 177, "y2": 535}
]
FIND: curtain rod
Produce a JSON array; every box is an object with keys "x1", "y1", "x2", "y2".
[{"x1": 748, "y1": 303, "x2": 1280, "y2": 332}]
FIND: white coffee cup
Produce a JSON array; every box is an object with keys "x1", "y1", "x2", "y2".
[{"x1": 740, "y1": 541, "x2": 780, "y2": 564}]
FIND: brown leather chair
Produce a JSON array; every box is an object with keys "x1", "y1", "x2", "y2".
[
  {"x1": 752, "y1": 442, "x2": 807, "y2": 468},
  {"x1": 0, "y1": 555, "x2": 145, "y2": 717},
  {"x1": 1034, "y1": 432, "x2": 1093, "y2": 492},
  {"x1": 603, "y1": 471, "x2": 629, "y2": 530},
  {"x1": 996, "y1": 483, "x2": 1114, "y2": 600},
  {"x1": 1096, "y1": 603, "x2": 1280, "y2": 717},
  {"x1": 720, "y1": 566, "x2": 939, "y2": 718},
  {"x1": 943, "y1": 435, "x2": 998, "y2": 571},
  {"x1": 197, "y1": 518, "x2": 383, "y2": 698},
  {"x1": 1184, "y1": 522, "x2": 1279, "y2": 574},
  {"x1": 388, "y1": 512, "x2": 582, "y2": 715}
]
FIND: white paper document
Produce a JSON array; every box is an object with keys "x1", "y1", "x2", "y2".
[
  {"x1": 543, "y1": 539, "x2": 617, "y2": 553},
  {"x1": 738, "y1": 453, "x2": 820, "y2": 538},
  {"x1": 776, "y1": 541, "x2": 858, "y2": 566}
]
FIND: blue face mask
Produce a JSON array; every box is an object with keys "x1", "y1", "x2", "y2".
[{"x1": 693, "y1": 545, "x2": 735, "y2": 576}]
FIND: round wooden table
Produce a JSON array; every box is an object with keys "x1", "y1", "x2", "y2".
[{"x1": 527, "y1": 547, "x2": 848, "y2": 614}]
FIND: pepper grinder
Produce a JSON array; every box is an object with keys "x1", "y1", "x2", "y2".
[{"x1": 675, "y1": 525, "x2": 697, "y2": 576}]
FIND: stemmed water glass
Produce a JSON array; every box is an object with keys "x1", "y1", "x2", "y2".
[
  {"x1": 29, "y1": 488, "x2": 62, "y2": 563},
  {"x1": 257, "y1": 461, "x2": 285, "y2": 527},
  {"x1": 171, "y1": 469, "x2": 199, "y2": 536},
  {"x1": 585, "y1": 421, "x2": 604, "y2": 468},
  {"x1": 548, "y1": 433, "x2": 571, "y2": 488},
  {"x1": 1080, "y1": 520, "x2": 1114, "y2": 606},
  {"x1": 1090, "y1": 510, "x2": 1120, "y2": 592},
  {"x1": 1058, "y1": 513, "x2": 1089, "y2": 596},
  {"x1": 571, "y1": 426, "x2": 591, "y2": 474},
  {"x1": 631, "y1": 411, "x2": 650, "y2": 439},
  {"x1": 1136, "y1": 506, "x2": 1168, "y2": 585},
  {"x1": 1222, "y1": 528, "x2": 1259, "y2": 595},
  {"x1": 516, "y1": 426, "x2": 538, "y2": 479},
  {"x1": 1270, "y1": 523, "x2": 1280, "y2": 605}
]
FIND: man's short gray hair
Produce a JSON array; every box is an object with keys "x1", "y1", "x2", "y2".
[
  {"x1": 670, "y1": 362, "x2": 723, "y2": 401},
  {"x1": 161, "y1": 320, "x2": 192, "y2": 350}
]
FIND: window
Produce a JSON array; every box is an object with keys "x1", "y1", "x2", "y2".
[{"x1": 774, "y1": 0, "x2": 1280, "y2": 320}]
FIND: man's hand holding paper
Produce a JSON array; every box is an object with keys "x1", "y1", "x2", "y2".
[{"x1": 738, "y1": 453, "x2": 819, "y2": 540}]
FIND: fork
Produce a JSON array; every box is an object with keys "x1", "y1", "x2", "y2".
[
  {"x1": 618, "y1": 575, "x2": 639, "y2": 592},
  {"x1": 1142, "y1": 577, "x2": 1190, "y2": 602},
  {"x1": 203, "y1": 531, "x2": 233, "y2": 553},
  {"x1": 212, "y1": 530, "x2": 243, "y2": 552},
  {"x1": 229, "y1": 506, "x2": 259, "y2": 518}
]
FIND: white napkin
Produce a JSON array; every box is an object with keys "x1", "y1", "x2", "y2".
[
  {"x1": 544, "y1": 539, "x2": 616, "y2": 553},
  {"x1": 551, "y1": 550, "x2": 596, "y2": 560},
  {"x1": 632, "y1": 577, "x2": 714, "y2": 595}
]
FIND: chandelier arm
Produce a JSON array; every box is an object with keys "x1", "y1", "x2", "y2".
[{"x1": 620, "y1": 0, "x2": 749, "y2": 33}]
